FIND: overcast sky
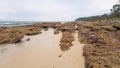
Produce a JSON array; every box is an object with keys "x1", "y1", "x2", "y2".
[{"x1": 0, "y1": 0, "x2": 117, "y2": 21}]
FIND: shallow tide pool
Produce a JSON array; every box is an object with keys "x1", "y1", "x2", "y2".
[{"x1": 0, "y1": 29, "x2": 85, "y2": 68}]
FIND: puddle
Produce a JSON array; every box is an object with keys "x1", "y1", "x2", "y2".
[{"x1": 0, "y1": 29, "x2": 85, "y2": 68}]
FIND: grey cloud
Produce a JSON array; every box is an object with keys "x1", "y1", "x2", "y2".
[{"x1": 0, "y1": 0, "x2": 117, "y2": 21}]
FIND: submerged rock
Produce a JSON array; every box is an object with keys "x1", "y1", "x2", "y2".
[
  {"x1": 11, "y1": 38, "x2": 21, "y2": 43},
  {"x1": 58, "y1": 55, "x2": 62, "y2": 58},
  {"x1": 26, "y1": 38, "x2": 30, "y2": 41}
]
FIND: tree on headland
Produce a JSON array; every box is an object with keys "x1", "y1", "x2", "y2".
[
  {"x1": 110, "y1": 0, "x2": 120, "y2": 17},
  {"x1": 76, "y1": 0, "x2": 120, "y2": 21}
]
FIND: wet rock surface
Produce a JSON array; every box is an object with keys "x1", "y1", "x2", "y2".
[
  {"x1": 0, "y1": 21, "x2": 120, "y2": 68},
  {"x1": 77, "y1": 21, "x2": 120, "y2": 68},
  {"x1": 59, "y1": 31, "x2": 75, "y2": 51},
  {"x1": 56, "y1": 22, "x2": 76, "y2": 33},
  {"x1": 0, "y1": 26, "x2": 41, "y2": 44},
  {"x1": 0, "y1": 22, "x2": 61, "y2": 44},
  {"x1": 26, "y1": 38, "x2": 30, "y2": 41}
]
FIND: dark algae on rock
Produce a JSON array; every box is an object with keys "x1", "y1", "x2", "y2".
[
  {"x1": 60, "y1": 31, "x2": 75, "y2": 51},
  {"x1": 58, "y1": 22, "x2": 76, "y2": 51},
  {"x1": 0, "y1": 22, "x2": 61, "y2": 44},
  {"x1": 0, "y1": 26, "x2": 41, "y2": 44},
  {"x1": 76, "y1": 21, "x2": 120, "y2": 68},
  {"x1": 0, "y1": 21, "x2": 120, "y2": 68}
]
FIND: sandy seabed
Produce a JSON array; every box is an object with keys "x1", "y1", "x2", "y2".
[{"x1": 0, "y1": 29, "x2": 85, "y2": 68}]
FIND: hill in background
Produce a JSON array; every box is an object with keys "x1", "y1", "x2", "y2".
[{"x1": 76, "y1": 1, "x2": 120, "y2": 21}]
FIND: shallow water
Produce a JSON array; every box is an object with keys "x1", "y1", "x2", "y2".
[{"x1": 0, "y1": 29, "x2": 85, "y2": 68}]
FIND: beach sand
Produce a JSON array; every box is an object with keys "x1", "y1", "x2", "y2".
[{"x1": 0, "y1": 29, "x2": 85, "y2": 68}]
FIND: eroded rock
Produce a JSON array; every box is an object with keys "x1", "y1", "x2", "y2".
[
  {"x1": 77, "y1": 21, "x2": 120, "y2": 68},
  {"x1": 59, "y1": 31, "x2": 74, "y2": 51}
]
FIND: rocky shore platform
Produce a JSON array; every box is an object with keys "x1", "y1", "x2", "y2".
[
  {"x1": 0, "y1": 21, "x2": 120, "y2": 68},
  {"x1": 76, "y1": 21, "x2": 120, "y2": 68}
]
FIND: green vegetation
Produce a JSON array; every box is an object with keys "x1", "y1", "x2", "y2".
[
  {"x1": 76, "y1": 16, "x2": 120, "y2": 21},
  {"x1": 76, "y1": 3, "x2": 120, "y2": 21}
]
